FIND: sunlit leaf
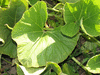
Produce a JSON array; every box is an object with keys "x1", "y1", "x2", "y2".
[
  {"x1": 81, "y1": 41, "x2": 97, "y2": 54},
  {"x1": 41, "y1": 62, "x2": 62, "y2": 75},
  {"x1": 17, "y1": 64, "x2": 45, "y2": 75},
  {"x1": 12, "y1": 1, "x2": 79, "y2": 67},
  {"x1": 0, "y1": 0, "x2": 28, "y2": 58},
  {"x1": 80, "y1": 0, "x2": 100, "y2": 36},
  {"x1": 0, "y1": 0, "x2": 10, "y2": 8},
  {"x1": 62, "y1": 0, "x2": 100, "y2": 37},
  {"x1": 28, "y1": 0, "x2": 39, "y2": 5},
  {"x1": 58, "y1": 0, "x2": 80, "y2": 3},
  {"x1": 62, "y1": 63, "x2": 79, "y2": 75},
  {"x1": 86, "y1": 54, "x2": 100, "y2": 74}
]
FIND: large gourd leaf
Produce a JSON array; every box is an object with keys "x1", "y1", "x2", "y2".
[
  {"x1": 61, "y1": 0, "x2": 100, "y2": 37},
  {"x1": 12, "y1": 1, "x2": 79, "y2": 67},
  {"x1": 0, "y1": 0, "x2": 28, "y2": 58},
  {"x1": 86, "y1": 54, "x2": 100, "y2": 74}
]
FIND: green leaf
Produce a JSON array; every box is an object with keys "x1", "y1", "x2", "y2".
[
  {"x1": 61, "y1": 1, "x2": 81, "y2": 37},
  {"x1": 17, "y1": 62, "x2": 61, "y2": 75},
  {"x1": 28, "y1": 0, "x2": 39, "y2": 5},
  {"x1": 62, "y1": 63, "x2": 79, "y2": 75},
  {"x1": 80, "y1": 0, "x2": 100, "y2": 37},
  {"x1": 60, "y1": 72, "x2": 67, "y2": 75},
  {"x1": 41, "y1": 62, "x2": 62, "y2": 75},
  {"x1": 0, "y1": 0, "x2": 28, "y2": 58},
  {"x1": 0, "y1": 0, "x2": 10, "y2": 8},
  {"x1": 58, "y1": 0, "x2": 79, "y2": 3},
  {"x1": 86, "y1": 54, "x2": 100, "y2": 74},
  {"x1": 62, "y1": 0, "x2": 100, "y2": 37},
  {"x1": 45, "y1": 62, "x2": 62, "y2": 75},
  {"x1": 81, "y1": 41, "x2": 97, "y2": 54},
  {"x1": 17, "y1": 64, "x2": 24, "y2": 75},
  {"x1": 12, "y1": 1, "x2": 79, "y2": 67},
  {"x1": 17, "y1": 64, "x2": 45, "y2": 75},
  {"x1": 61, "y1": 22, "x2": 79, "y2": 37}
]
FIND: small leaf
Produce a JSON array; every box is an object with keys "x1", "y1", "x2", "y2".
[
  {"x1": 63, "y1": 0, "x2": 100, "y2": 37},
  {"x1": 86, "y1": 54, "x2": 100, "y2": 74},
  {"x1": 58, "y1": 0, "x2": 79, "y2": 3},
  {"x1": 81, "y1": 41, "x2": 97, "y2": 54},
  {"x1": 61, "y1": 22, "x2": 79, "y2": 37}
]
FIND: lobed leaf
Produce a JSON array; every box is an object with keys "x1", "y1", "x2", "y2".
[
  {"x1": 62, "y1": 0, "x2": 100, "y2": 37},
  {"x1": 17, "y1": 64, "x2": 45, "y2": 75},
  {"x1": 0, "y1": 0, "x2": 28, "y2": 58},
  {"x1": 86, "y1": 54, "x2": 100, "y2": 74},
  {"x1": 0, "y1": 0, "x2": 10, "y2": 8},
  {"x1": 12, "y1": 1, "x2": 79, "y2": 67}
]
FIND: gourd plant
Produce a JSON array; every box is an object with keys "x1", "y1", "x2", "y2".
[{"x1": 0, "y1": 0, "x2": 100, "y2": 75}]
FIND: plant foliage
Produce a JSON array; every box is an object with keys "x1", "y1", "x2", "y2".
[{"x1": 0, "y1": 0, "x2": 100, "y2": 75}]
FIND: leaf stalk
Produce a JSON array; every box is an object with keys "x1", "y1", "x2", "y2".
[{"x1": 72, "y1": 57, "x2": 92, "y2": 75}]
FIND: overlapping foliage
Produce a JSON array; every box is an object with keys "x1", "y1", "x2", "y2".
[{"x1": 0, "y1": 0, "x2": 100, "y2": 75}]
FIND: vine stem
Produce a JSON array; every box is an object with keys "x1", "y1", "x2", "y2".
[
  {"x1": 0, "y1": 54, "x2": 1, "y2": 69},
  {"x1": 53, "y1": 3, "x2": 64, "y2": 9},
  {"x1": 5, "y1": 24, "x2": 13, "y2": 30},
  {"x1": 90, "y1": 36, "x2": 100, "y2": 46},
  {"x1": 72, "y1": 57, "x2": 92, "y2": 75},
  {"x1": 48, "y1": 14, "x2": 63, "y2": 20},
  {"x1": 47, "y1": 8, "x2": 61, "y2": 13},
  {"x1": 2, "y1": 57, "x2": 12, "y2": 64}
]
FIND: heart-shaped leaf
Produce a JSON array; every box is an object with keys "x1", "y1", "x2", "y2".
[
  {"x1": 86, "y1": 54, "x2": 100, "y2": 74},
  {"x1": 12, "y1": 1, "x2": 79, "y2": 67},
  {"x1": 62, "y1": 0, "x2": 100, "y2": 37},
  {"x1": 61, "y1": 1, "x2": 82, "y2": 37},
  {"x1": 0, "y1": 0, "x2": 28, "y2": 58}
]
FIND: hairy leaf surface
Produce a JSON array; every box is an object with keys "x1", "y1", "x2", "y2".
[{"x1": 12, "y1": 1, "x2": 79, "y2": 67}]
